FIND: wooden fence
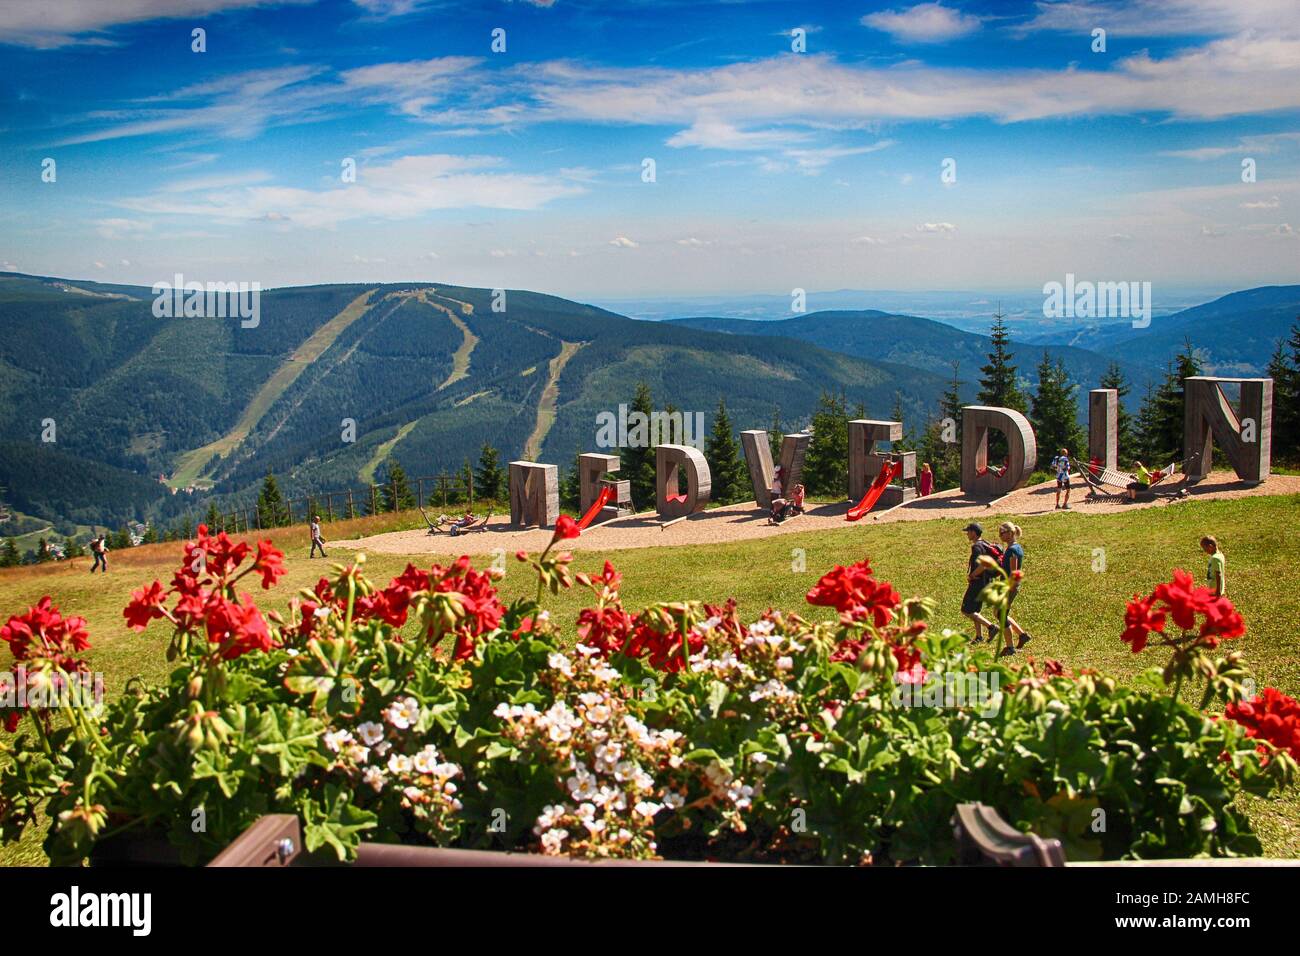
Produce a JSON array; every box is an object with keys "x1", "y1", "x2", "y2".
[{"x1": 211, "y1": 474, "x2": 473, "y2": 533}]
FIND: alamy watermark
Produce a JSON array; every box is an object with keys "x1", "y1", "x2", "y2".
[
  {"x1": 595, "y1": 404, "x2": 706, "y2": 450},
  {"x1": 1, "y1": 668, "x2": 105, "y2": 714},
  {"x1": 1042, "y1": 273, "x2": 1152, "y2": 328},
  {"x1": 152, "y1": 273, "x2": 260, "y2": 328},
  {"x1": 892, "y1": 669, "x2": 1001, "y2": 718}
]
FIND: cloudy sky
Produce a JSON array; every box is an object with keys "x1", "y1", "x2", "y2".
[{"x1": 1, "y1": 0, "x2": 1298, "y2": 299}]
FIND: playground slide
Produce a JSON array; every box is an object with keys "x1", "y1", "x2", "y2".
[
  {"x1": 846, "y1": 461, "x2": 902, "y2": 521},
  {"x1": 576, "y1": 485, "x2": 615, "y2": 531}
]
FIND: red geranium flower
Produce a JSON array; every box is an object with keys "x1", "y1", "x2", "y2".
[
  {"x1": 1225, "y1": 688, "x2": 1300, "y2": 762},
  {"x1": 1, "y1": 597, "x2": 91, "y2": 662},
  {"x1": 1122, "y1": 593, "x2": 1166, "y2": 654},
  {"x1": 123, "y1": 580, "x2": 168, "y2": 632},
  {"x1": 204, "y1": 594, "x2": 277, "y2": 659},
  {"x1": 806, "y1": 559, "x2": 900, "y2": 626},
  {"x1": 252, "y1": 540, "x2": 287, "y2": 589},
  {"x1": 553, "y1": 514, "x2": 581, "y2": 541}
]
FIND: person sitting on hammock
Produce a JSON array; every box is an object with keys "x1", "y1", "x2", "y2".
[
  {"x1": 448, "y1": 511, "x2": 477, "y2": 536},
  {"x1": 1126, "y1": 461, "x2": 1153, "y2": 501}
]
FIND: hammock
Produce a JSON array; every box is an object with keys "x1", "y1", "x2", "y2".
[{"x1": 1077, "y1": 456, "x2": 1192, "y2": 501}]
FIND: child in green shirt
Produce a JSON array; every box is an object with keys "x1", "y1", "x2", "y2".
[{"x1": 1201, "y1": 535, "x2": 1226, "y2": 597}]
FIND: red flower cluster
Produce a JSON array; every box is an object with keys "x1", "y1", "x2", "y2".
[
  {"x1": 1224, "y1": 688, "x2": 1300, "y2": 763},
  {"x1": 622, "y1": 619, "x2": 705, "y2": 673},
  {"x1": 552, "y1": 514, "x2": 581, "y2": 542},
  {"x1": 805, "y1": 559, "x2": 900, "y2": 626},
  {"x1": 576, "y1": 605, "x2": 635, "y2": 655},
  {"x1": 1121, "y1": 569, "x2": 1246, "y2": 653},
  {"x1": 1, "y1": 597, "x2": 90, "y2": 669},
  {"x1": 122, "y1": 525, "x2": 285, "y2": 660}
]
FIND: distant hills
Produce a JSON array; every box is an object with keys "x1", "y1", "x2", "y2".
[
  {"x1": 1023, "y1": 286, "x2": 1300, "y2": 377},
  {"x1": 0, "y1": 272, "x2": 952, "y2": 529},
  {"x1": 667, "y1": 310, "x2": 1152, "y2": 403},
  {"x1": 1, "y1": 271, "x2": 1292, "y2": 532}
]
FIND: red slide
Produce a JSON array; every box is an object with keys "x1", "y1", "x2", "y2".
[
  {"x1": 846, "y1": 461, "x2": 901, "y2": 521},
  {"x1": 576, "y1": 485, "x2": 615, "y2": 531}
]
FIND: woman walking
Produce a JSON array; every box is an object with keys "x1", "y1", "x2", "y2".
[{"x1": 995, "y1": 521, "x2": 1033, "y2": 657}]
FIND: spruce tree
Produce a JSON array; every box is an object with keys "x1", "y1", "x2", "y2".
[
  {"x1": 36, "y1": 538, "x2": 52, "y2": 563},
  {"x1": 1149, "y1": 342, "x2": 1203, "y2": 465},
  {"x1": 1134, "y1": 381, "x2": 1160, "y2": 466},
  {"x1": 767, "y1": 405, "x2": 783, "y2": 463},
  {"x1": 1099, "y1": 363, "x2": 1137, "y2": 463},
  {"x1": 1030, "y1": 353, "x2": 1085, "y2": 462},
  {"x1": 978, "y1": 312, "x2": 1027, "y2": 412},
  {"x1": 0, "y1": 538, "x2": 19, "y2": 567},
  {"x1": 1267, "y1": 321, "x2": 1300, "y2": 460},
  {"x1": 381, "y1": 458, "x2": 416, "y2": 512},
  {"x1": 257, "y1": 470, "x2": 290, "y2": 527},
  {"x1": 204, "y1": 501, "x2": 223, "y2": 533},
  {"x1": 475, "y1": 443, "x2": 506, "y2": 503},
  {"x1": 560, "y1": 453, "x2": 582, "y2": 512},
  {"x1": 63, "y1": 535, "x2": 85, "y2": 558},
  {"x1": 623, "y1": 382, "x2": 657, "y2": 509},
  {"x1": 704, "y1": 398, "x2": 746, "y2": 505},
  {"x1": 804, "y1": 391, "x2": 850, "y2": 497}
]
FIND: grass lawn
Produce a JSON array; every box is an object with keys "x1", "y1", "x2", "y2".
[{"x1": 3, "y1": 493, "x2": 1298, "y2": 865}]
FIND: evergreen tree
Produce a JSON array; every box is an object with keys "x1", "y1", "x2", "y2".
[
  {"x1": 1134, "y1": 380, "x2": 1160, "y2": 466},
  {"x1": 767, "y1": 405, "x2": 783, "y2": 463},
  {"x1": 704, "y1": 398, "x2": 747, "y2": 505},
  {"x1": 142, "y1": 524, "x2": 160, "y2": 545},
  {"x1": 804, "y1": 391, "x2": 850, "y2": 497},
  {"x1": 1267, "y1": 320, "x2": 1300, "y2": 460},
  {"x1": 1099, "y1": 362, "x2": 1137, "y2": 463},
  {"x1": 381, "y1": 458, "x2": 416, "y2": 512},
  {"x1": 63, "y1": 535, "x2": 85, "y2": 558},
  {"x1": 1030, "y1": 353, "x2": 1085, "y2": 463},
  {"x1": 624, "y1": 382, "x2": 657, "y2": 509},
  {"x1": 257, "y1": 470, "x2": 290, "y2": 527},
  {"x1": 36, "y1": 538, "x2": 52, "y2": 563},
  {"x1": 0, "y1": 538, "x2": 19, "y2": 567},
  {"x1": 977, "y1": 311, "x2": 1027, "y2": 413},
  {"x1": 940, "y1": 360, "x2": 963, "y2": 442},
  {"x1": 461, "y1": 458, "x2": 474, "y2": 507},
  {"x1": 1148, "y1": 342, "x2": 1203, "y2": 465},
  {"x1": 475, "y1": 443, "x2": 506, "y2": 502},
  {"x1": 890, "y1": 392, "x2": 916, "y2": 451},
  {"x1": 560, "y1": 453, "x2": 582, "y2": 512},
  {"x1": 204, "y1": 501, "x2": 223, "y2": 532}
]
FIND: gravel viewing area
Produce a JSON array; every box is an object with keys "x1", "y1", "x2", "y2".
[{"x1": 332, "y1": 470, "x2": 1300, "y2": 557}]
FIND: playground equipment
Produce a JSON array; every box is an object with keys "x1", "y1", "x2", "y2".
[
  {"x1": 576, "y1": 485, "x2": 614, "y2": 530},
  {"x1": 1076, "y1": 456, "x2": 1194, "y2": 502},
  {"x1": 421, "y1": 508, "x2": 493, "y2": 536},
  {"x1": 847, "y1": 460, "x2": 902, "y2": 521}
]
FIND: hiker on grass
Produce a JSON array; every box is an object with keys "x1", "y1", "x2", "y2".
[
  {"x1": 310, "y1": 515, "x2": 328, "y2": 558},
  {"x1": 960, "y1": 523, "x2": 1000, "y2": 642},
  {"x1": 1052, "y1": 447, "x2": 1072, "y2": 510},
  {"x1": 1202, "y1": 535, "x2": 1226, "y2": 598},
  {"x1": 89, "y1": 534, "x2": 108, "y2": 574},
  {"x1": 994, "y1": 521, "x2": 1033, "y2": 657}
]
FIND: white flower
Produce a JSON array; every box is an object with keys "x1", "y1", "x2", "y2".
[
  {"x1": 541, "y1": 829, "x2": 569, "y2": 853},
  {"x1": 613, "y1": 760, "x2": 639, "y2": 783},
  {"x1": 617, "y1": 828, "x2": 633, "y2": 844},
  {"x1": 548, "y1": 723, "x2": 572, "y2": 743},
  {"x1": 403, "y1": 785, "x2": 423, "y2": 801},
  {"x1": 583, "y1": 817, "x2": 607, "y2": 836},
  {"x1": 323, "y1": 729, "x2": 353, "y2": 753},
  {"x1": 587, "y1": 703, "x2": 611, "y2": 725},
  {"x1": 579, "y1": 692, "x2": 603, "y2": 707},
  {"x1": 776, "y1": 656, "x2": 793, "y2": 672},
  {"x1": 634, "y1": 801, "x2": 663, "y2": 819},
  {"x1": 345, "y1": 744, "x2": 370, "y2": 765},
  {"x1": 752, "y1": 752, "x2": 768, "y2": 765},
  {"x1": 575, "y1": 643, "x2": 601, "y2": 657},
  {"x1": 727, "y1": 781, "x2": 755, "y2": 809},
  {"x1": 594, "y1": 742, "x2": 622, "y2": 766},
  {"x1": 593, "y1": 665, "x2": 620, "y2": 683},
  {"x1": 534, "y1": 804, "x2": 564, "y2": 833},
  {"x1": 576, "y1": 802, "x2": 597, "y2": 820},
  {"x1": 374, "y1": 741, "x2": 392, "y2": 758},
  {"x1": 663, "y1": 791, "x2": 685, "y2": 809},
  {"x1": 356, "y1": 721, "x2": 385, "y2": 746},
  {"x1": 434, "y1": 762, "x2": 461, "y2": 780},
  {"x1": 388, "y1": 753, "x2": 413, "y2": 774},
  {"x1": 413, "y1": 746, "x2": 441, "y2": 775},
  {"x1": 386, "y1": 696, "x2": 421, "y2": 730},
  {"x1": 536, "y1": 610, "x2": 551, "y2": 623},
  {"x1": 567, "y1": 773, "x2": 598, "y2": 801},
  {"x1": 547, "y1": 652, "x2": 574, "y2": 676},
  {"x1": 748, "y1": 620, "x2": 775, "y2": 637},
  {"x1": 362, "y1": 766, "x2": 386, "y2": 792},
  {"x1": 492, "y1": 702, "x2": 512, "y2": 719}
]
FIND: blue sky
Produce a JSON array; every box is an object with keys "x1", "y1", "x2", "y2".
[{"x1": 1, "y1": 0, "x2": 1298, "y2": 300}]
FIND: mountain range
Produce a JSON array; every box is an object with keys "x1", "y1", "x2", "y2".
[{"x1": 0, "y1": 272, "x2": 1294, "y2": 533}]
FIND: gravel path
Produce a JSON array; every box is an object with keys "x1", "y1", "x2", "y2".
[{"x1": 332, "y1": 471, "x2": 1300, "y2": 557}]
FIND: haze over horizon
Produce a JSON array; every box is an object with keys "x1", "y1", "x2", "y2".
[{"x1": 2, "y1": 0, "x2": 1299, "y2": 300}]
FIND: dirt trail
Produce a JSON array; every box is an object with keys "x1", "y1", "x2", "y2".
[
  {"x1": 333, "y1": 471, "x2": 1300, "y2": 557},
  {"x1": 522, "y1": 338, "x2": 585, "y2": 459}
]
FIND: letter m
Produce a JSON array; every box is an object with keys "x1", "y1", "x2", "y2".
[{"x1": 1097, "y1": 281, "x2": 1128, "y2": 318}]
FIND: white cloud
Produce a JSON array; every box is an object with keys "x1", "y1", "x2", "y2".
[
  {"x1": 1015, "y1": 0, "x2": 1300, "y2": 39},
  {"x1": 861, "y1": 3, "x2": 982, "y2": 44},
  {"x1": 1161, "y1": 133, "x2": 1300, "y2": 160},
  {"x1": 666, "y1": 120, "x2": 802, "y2": 151},
  {"x1": 916, "y1": 222, "x2": 957, "y2": 233},
  {"x1": 1241, "y1": 197, "x2": 1281, "y2": 209},
  {"x1": 118, "y1": 154, "x2": 584, "y2": 228},
  {"x1": 609, "y1": 236, "x2": 639, "y2": 249},
  {"x1": 94, "y1": 218, "x2": 154, "y2": 239},
  {"x1": 0, "y1": 0, "x2": 316, "y2": 49}
]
